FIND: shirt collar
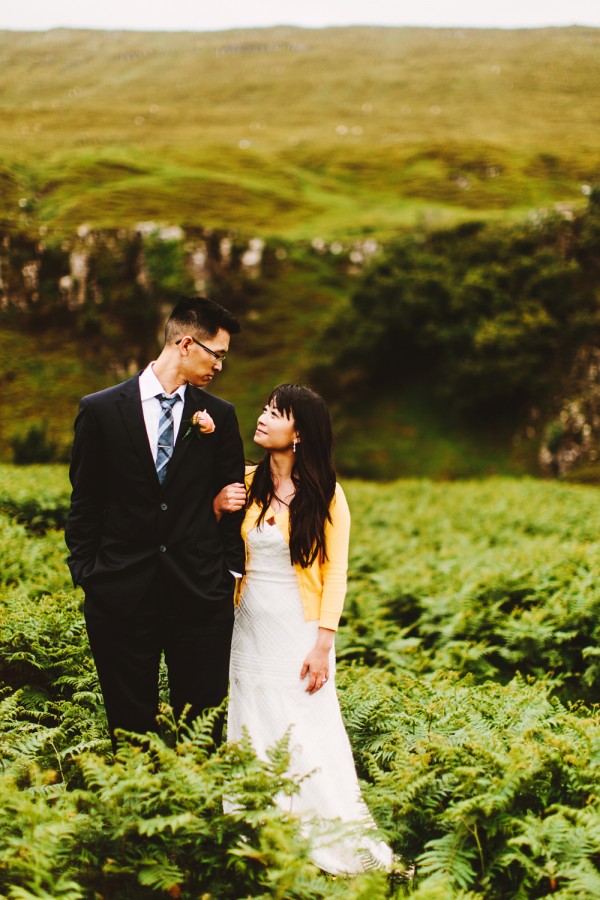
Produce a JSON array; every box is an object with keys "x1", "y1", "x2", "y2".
[{"x1": 139, "y1": 363, "x2": 187, "y2": 402}]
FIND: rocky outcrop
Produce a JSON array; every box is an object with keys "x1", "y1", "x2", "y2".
[
  {"x1": 0, "y1": 223, "x2": 378, "y2": 320},
  {"x1": 0, "y1": 224, "x2": 262, "y2": 315},
  {"x1": 539, "y1": 345, "x2": 600, "y2": 478}
]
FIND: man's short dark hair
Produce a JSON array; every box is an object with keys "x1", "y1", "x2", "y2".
[{"x1": 165, "y1": 296, "x2": 241, "y2": 343}]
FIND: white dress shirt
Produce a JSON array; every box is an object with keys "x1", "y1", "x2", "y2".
[{"x1": 139, "y1": 363, "x2": 186, "y2": 462}]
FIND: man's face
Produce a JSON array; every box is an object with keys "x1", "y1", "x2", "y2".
[{"x1": 181, "y1": 327, "x2": 231, "y2": 387}]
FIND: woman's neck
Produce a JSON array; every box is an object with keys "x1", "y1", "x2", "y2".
[
  {"x1": 269, "y1": 451, "x2": 294, "y2": 482},
  {"x1": 267, "y1": 452, "x2": 296, "y2": 513}
]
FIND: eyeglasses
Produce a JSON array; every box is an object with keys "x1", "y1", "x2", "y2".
[{"x1": 176, "y1": 336, "x2": 227, "y2": 363}]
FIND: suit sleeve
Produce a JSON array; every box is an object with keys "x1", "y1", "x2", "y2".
[
  {"x1": 65, "y1": 398, "x2": 107, "y2": 587},
  {"x1": 213, "y1": 404, "x2": 246, "y2": 575}
]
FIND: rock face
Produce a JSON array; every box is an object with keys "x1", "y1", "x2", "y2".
[
  {"x1": 539, "y1": 346, "x2": 600, "y2": 478},
  {"x1": 1, "y1": 223, "x2": 293, "y2": 383},
  {"x1": 0, "y1": 223, "x2": 373, "y2": 319},
  {"x1": 0, "y1": 224, "x2": 252, "y2": 315}
]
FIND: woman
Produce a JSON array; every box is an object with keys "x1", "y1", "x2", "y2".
[{"x1": 216, "y1": 384, "x2": 392, "y2": 875}]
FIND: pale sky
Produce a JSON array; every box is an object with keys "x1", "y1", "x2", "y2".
[{"x1": 1, "y1": 0, "x2": 599, "y2": 32}]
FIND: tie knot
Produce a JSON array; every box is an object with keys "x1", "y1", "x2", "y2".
[{"x1": 158, "y1": 393, "x2": 180, "y2": 410}]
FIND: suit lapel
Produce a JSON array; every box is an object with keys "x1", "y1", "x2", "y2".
[{"x1": 117, "y1": 376, "x2": 158, "y2": 486}]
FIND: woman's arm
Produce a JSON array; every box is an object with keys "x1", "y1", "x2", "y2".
[
  {"x1": 318, "y1": 483, "x2": 351, "y2": 630},
  {"x1": 300, "y1": 483, "x2": 351, "y2": 692},
  {"x1": 300, "y1": 626, "x2": 335, "y2": 693}
]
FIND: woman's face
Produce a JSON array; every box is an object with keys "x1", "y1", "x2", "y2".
[{"x1": 254, "y1": 401, "x2": 298, "y2": 452}]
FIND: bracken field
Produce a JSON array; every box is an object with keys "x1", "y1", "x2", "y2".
[{"x1": 0, "y1": 463, "x2": 598, "y2": 898}]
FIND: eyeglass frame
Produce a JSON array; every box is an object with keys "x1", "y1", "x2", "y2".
[{"x1": 175, "y1": 336, "x2": 227, "y2": 363}]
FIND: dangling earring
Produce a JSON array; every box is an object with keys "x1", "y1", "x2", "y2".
[{"x1": 292, "y1": 439, "x2": 297, "y2": 454}]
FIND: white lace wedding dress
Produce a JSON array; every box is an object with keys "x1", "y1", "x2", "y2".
[{"x1": 227, "y1": 520, "x2": 393, "y2": 875}]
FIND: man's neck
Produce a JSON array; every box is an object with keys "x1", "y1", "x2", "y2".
[{"x1": 151, "y1": 357, "x2": 186, "y2": 395}]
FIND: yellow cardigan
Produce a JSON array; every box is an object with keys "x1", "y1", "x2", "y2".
[{"x1": 240, "y1": 467, "x2": 351, "y2": 631}]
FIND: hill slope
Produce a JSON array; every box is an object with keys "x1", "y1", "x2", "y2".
[{"x1": 1, "y1": 26, "x2": 599, "y2": 237}]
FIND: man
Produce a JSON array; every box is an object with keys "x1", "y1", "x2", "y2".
[{"x1": 65, "y1": 296, "x2": 245, "y2": 747}]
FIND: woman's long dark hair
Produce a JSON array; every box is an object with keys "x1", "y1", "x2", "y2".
[{"x1": 247, "y1": 384, "x2": 337, "y2": 568}]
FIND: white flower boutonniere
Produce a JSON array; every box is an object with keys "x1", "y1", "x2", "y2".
[{"x1": 183, "y1": 409, "x2": 216, "y2": 440}]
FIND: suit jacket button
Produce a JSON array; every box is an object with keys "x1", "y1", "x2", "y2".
[
  {"x1": 160, "y1": 502, "x2": 168, "y2": 511},
  {"x1": 159, "y1": 545, "x2": 167, "y2": 553}
]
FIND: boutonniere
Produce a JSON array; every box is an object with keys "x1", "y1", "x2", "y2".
[{"x1": 183, "y1": 409, "x2": 216, "y2": 440}]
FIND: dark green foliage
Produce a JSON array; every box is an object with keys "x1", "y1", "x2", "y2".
[
  {"x1": 338, "y1": 667, "x2": 600, "y2": 898},
  {"x1": 341, "y1": 477, "x2": 600, "y2": 703},
  {"x1": 143, "y1": 233, "x2": 195, "y2": 299},
  {"x1": 323, "y1": 194, "x2": 600, "y2": 418},
  {"x1": 10, "y1": 420, "x2": 58, "y2": 465},
  {"x1": 0, "y1": 513, "x2": 70, "y2": 595},
  {"x1": 1, "y1": 467, "x2": 600, "y2": 897},
  {"x1": 0, "y1": 716, "x2": 391, "y2": 900}
]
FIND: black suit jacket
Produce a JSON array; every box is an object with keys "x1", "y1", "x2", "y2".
[{"x1": 65, "y1": 374, "x2": 245, "y2": 617}]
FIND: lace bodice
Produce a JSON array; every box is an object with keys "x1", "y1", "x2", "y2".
[{"x1": 245, "y1": 521, "x2": 296, "y2": 581}]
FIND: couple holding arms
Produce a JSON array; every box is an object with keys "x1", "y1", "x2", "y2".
[{"x1": 66, "y1": 296, "x2": 392, "y2": 875}]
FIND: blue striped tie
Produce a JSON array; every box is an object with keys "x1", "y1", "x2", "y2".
[{"x1": 156, "y1": 394, "x2": 180, "y2": 485}]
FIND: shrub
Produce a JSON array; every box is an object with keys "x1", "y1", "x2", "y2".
[
  {"x1": 320, "y1": 194, "x2": 600, "y2": 419},
  {"x1": 0, "y1": 463, "x2": 71, "y2": 532},
  {"x1": 0, "y1": 717, "x2": 391, "y2": 899},
  {"x1": 10, "y1": 420, "x2": 57, "y2": 465},
  {"x1": 338, "y1": 667, "x2": 600, "y2": 899}
]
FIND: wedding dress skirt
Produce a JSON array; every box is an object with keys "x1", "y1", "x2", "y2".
[{"x1": 227, "y1": 521, "x2": 393, "y2": 875}]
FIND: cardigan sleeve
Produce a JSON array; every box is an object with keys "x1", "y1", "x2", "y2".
[
  {"x1": 318, "y1": 483, "x2": 351, "y2": 631},
  {"x1": 244, "y1": 464, "x2": 258, "y2": 486}
]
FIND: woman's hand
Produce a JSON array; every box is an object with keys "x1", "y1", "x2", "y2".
[
  {"x1": 300, "y1": 627, "x2": 334, "y2": 694},
  {"x1": 213, "y1": 483, "x2": 246, "y2": 521}
]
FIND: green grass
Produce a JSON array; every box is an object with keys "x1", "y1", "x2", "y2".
[
  {"x1": 1, "y1": 26, "x2": 599, "y2": 238},
  {"x1": 328, "y1": 391, "x2": 536, "y2": 480},
  {"x1": 0, "y1": 327, "x2": 112, "y2": 461}
]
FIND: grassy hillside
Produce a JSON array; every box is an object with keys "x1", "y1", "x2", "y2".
[
  {"x1": 2, "y1": 26, "x2": 599, "y2": 478},
  {"x1": 1, "y1": 26, "x2": 599, "y2": 238}
]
